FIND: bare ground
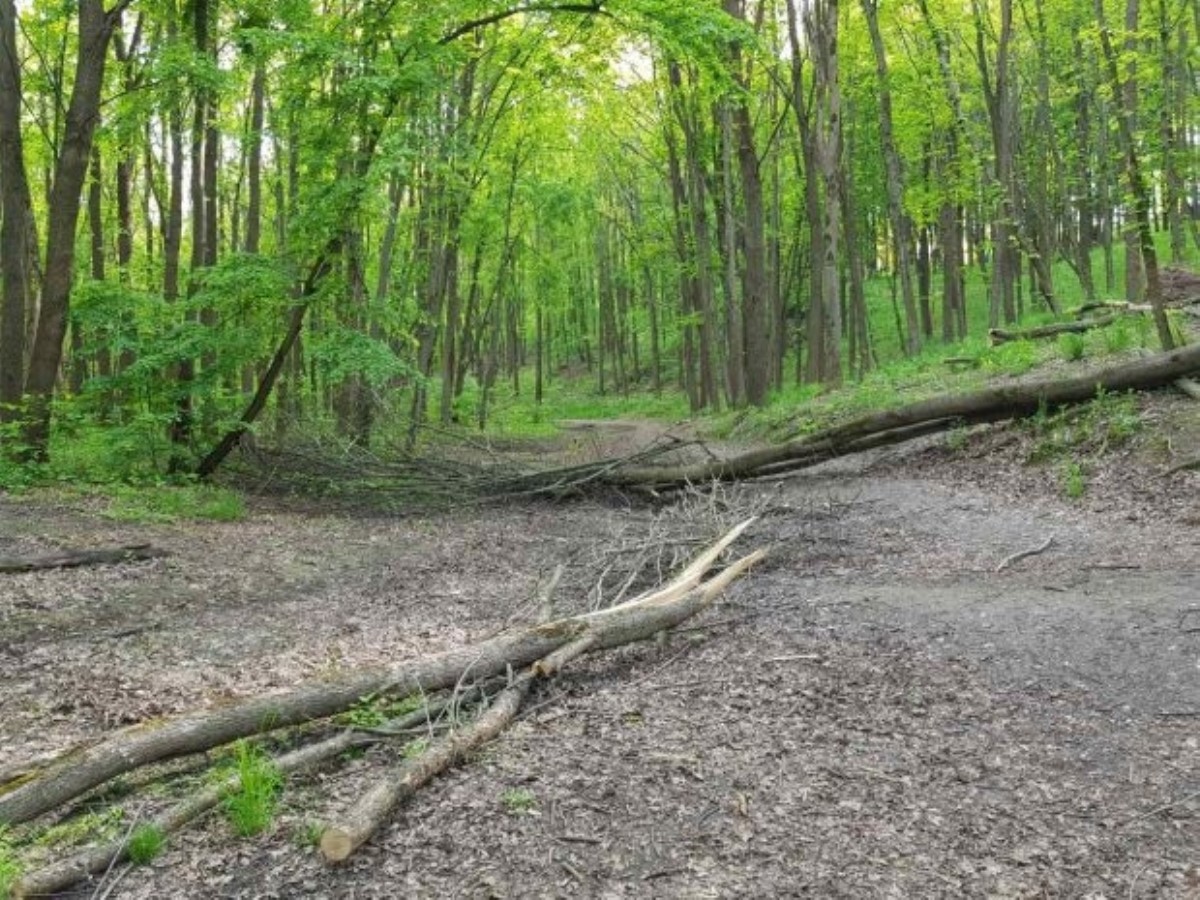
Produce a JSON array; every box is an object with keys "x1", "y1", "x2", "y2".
[{"x1": 1, "y1": 398, "x2": 1198, "y2": 898}]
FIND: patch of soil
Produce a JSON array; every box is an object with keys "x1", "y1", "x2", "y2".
[{"x1": 1, "y1": 408, "x2": 1198, "y2": 898}]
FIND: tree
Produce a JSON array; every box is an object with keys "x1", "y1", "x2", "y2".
[{"x1": 9, "y1": 0, "x2": 132, "y2": 460}]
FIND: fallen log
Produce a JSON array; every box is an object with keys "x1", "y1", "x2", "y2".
[
  {"x1": 319, "y1": 550, "x2": 763, "y2": 863},
  {"x1": 606, "y1": 342, "x2": 1200, "y2": 489},
  {"x1": 13, "y1": 690, "x2": 500, "y2": 898},
  {"x1": 0, "y1": 521, "x2": 761, "y2": 827},
  {"x1": 1070, "y1": 300, "x2": 1152, "y2": 318},
  {"x1": 0, "y1": 544, "x2": 166, "y2": 574},
  {"x1": 988, "y1": 315, "x2": 1118, "y2": 345}
]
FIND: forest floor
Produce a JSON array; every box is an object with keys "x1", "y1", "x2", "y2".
[{"x1": 1, "y1": 387, "x2": 1199, "y2": 897}]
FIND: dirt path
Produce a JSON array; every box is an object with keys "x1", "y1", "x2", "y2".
[{"x1": 1, "y1": 425, "x2": 1197, "y2": 898}]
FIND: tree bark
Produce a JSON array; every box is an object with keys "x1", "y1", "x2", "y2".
[
  {"x1": 20, "y1": 0, "x2": 127, "y2": 459},
  {"x1": 1095, "y1": 0, "x2": 1174, "y2": 349},
  {"x1": 862, "y1": 0, "x2": 919, "y2": 356},
  {"x1": 0, "y1": 0, "x2": 35, "y2": 426}
]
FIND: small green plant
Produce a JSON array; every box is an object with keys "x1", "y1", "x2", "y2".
[
  {"x1": 982, "y1": 340, "x2": 1038, "y2": 375},
  {"x1": 292, "y1": 820, "x2": 324, "y2": 849},
  {"x1": 1062, "y1": 461, "x2": 1086, "y2": 499},
  {"x1": 126, "y1": 824, "x2": 166, "y2": 865},
  {"x1": 0, "y1": 827, "x2": 21, "y2": 900},
  {"x1": 34, "y1": 809, "x2": 125, "y2": 848},
  {"x1": 1088, "y1": 389, "x2": 1142, "y2": 447},
  {"x1": 501, "y1": 787, "x2": 538, "y2": 816},
  {"x1": 402, "y1": 737, "x2": 429, "y2": 760},
  {"x1": 221, "y1": 742, "x2": 282, "y2": 837},
  {"x1": 340, "y1": 693, "x2": 424, "y2": 729},
  {"x1": 1103, "y1": 318, "x2": 1135, "y2": 354},
  {"x1": 1058, "y1": 332, "x2": 1086, "y2": 361},
  {"x1": 945, "y1": 425, "x2": 971, "y2": 452}
]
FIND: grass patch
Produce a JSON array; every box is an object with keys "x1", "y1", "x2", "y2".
[
  {"x1": 102, "y1": 483, "x2": 245, "y2": 523},
  {"x1": 1061, "y1": 461, "x2": 1087, "y2": 499},
  {"x1": 0, "y1": 827, "x2": 20, "y2": 900},
  {"x1": 1058, "y1": 332, "x2": 1087, "y2": 362},
  {"x1": 126, "y1": 824, "x2": 167, "y2": 865},
  {"x1": 33, "y1": 809, "x2": 124, "y2": 849},
  {"x1": 221, "y1": 742, "x2": 282, "y2": 837},
  {"x1": 339, "y1": 693, "x2": 425, "y2": 729},
  {"x1": 293, "y1": 820, "x2": 324, "y2": 849},
  {"x1": 501, "y1": 787, "x2": 538, "y2": 816}
]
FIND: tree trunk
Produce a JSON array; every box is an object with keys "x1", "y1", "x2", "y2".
[
  {"x1": 20, "y1": 0, "x2": 125, "y2": 459},
  {"x1": 806, "y1": 0, "x2": 843, "y2": 387},
  {"x1": 0, "y1": 0, "x2": 35, "y2": 426},
  {"x1": 1095, "y1": 0, "x2": 1174, "y2": 349},
  {"x1": 862, "y1": 0, "x2": 919, "y2": 356}
]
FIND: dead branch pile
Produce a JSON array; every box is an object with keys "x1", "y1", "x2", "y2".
[
  {"x1": 3, "y1": 521, "x2": 764, "y2": 896},
  {"x1": 227, "y1": 431, "x2": 696, "y2": 511}
]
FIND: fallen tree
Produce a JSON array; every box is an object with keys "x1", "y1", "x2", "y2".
[
  {"x1": 988, "y1": 314, "x2": 1119, "y2": 345},
  {"x1": 603, "y1": 342, "x2": 1200, "y2": 490},
  {"x1": 3, "y1": 521, "x2": 763, "y2": 895}
]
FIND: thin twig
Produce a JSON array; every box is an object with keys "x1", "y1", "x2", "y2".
[{"x1": 995, "y1": 536, "x2": 1055, "y2": 573}]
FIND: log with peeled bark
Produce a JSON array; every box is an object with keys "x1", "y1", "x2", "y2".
[
  {"x1": 987, "y1": 315, "x2": 1117, "y2": 345},
  {"x1": 606, "y1": 343, "x2": 1200, "y2": 490},
  {"x1": 0, "y1": 521, "x2": 762, "y2": 827}
]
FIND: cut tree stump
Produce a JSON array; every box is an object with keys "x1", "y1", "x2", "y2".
[{"x1": 0, "y1": 544, "x2": 166, "y2": 574}]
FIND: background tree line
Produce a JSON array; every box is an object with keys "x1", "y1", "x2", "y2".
[{"x1": 0, "y1": 0, "x2": 1196, "y2": 474}]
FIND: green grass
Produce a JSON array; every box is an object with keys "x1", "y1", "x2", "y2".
[
  {"x1": 221, "y1": 742, "x2": 282, "y2": 837},
  {"x1": 1061, "y1": 461, "x2": 1087, "y2": 499},
  {"x1": 0, "y1": 827, "x2": 20, "y2": 900},
  {"x1": 292, "y1": 820, "x2": 324, "y2": 849},
  {"x1": 101, "y1": 483, "x2": 245, "y2": 523},
  {"x1": 500, "y1": 787, "x2": 538, "y2": 816},
  {"x1": 126, "y1": 824, "x2": 167, "y2": 865},
  {"x1": 1058, "y1": 332, "x2": 1087, "y2": 361},
  {"x1": 33, "y1": 809, "x2": 125, "y2": 849}
]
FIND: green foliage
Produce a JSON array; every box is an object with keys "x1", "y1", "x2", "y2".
[
  {"x1": 102, "y1": 483, "x2": 246, "y2": 523},
  {"x1": 980, "y1": 340, "x2": 1039, "y2": 376},
  {"x1": 1061, "y1": 461, "x2": 1086, "y2": 499},
  {"x1": 34, "y1": 809, "x2": 125, "y2": 849},
  {"x1": 340, "y1": 693, "x2": 424, "y2": 729},
  {"x1": 945, "y1": 426, "x2": 971, "y2": 452},
  {"x1": 402, "y1": 737, "x2": 429, "y2": 760},
  {"x1": 0, "y1": 827, "x2": 20, "y2": 900},
  {"x1": 500, "y1": 787, "x2": 538, "y2": 816},
  {"x1": 1102, "y1": 318, "x2": 1136, "y2": 354},
  {"x1": 308, "y1": 326, "x2": 414, "y2": 389},
  {"x1": 1026, "y1": 390, "x2": 1142, "y2": 463},
  {"x1": 1058, "y1": 332, "x2": 1087, "y2": 361},
  {"x1": 292, "y1": 820, "x2": 324, "y2": 849},
  {"x1": 126, "y1": 824, "x2": 167, "y2": 865},
  {"x1": 221, "y1": 742, "x2": 283, "y2": 837}
]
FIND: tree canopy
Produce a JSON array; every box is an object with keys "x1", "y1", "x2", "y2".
[{"x1": 0, "y1": 0, "x2": 1195, "y2": 475}]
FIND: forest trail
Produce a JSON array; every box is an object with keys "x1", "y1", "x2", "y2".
[{"x1": 1, "y1": 419, "x2": 1198, "y2": 897}]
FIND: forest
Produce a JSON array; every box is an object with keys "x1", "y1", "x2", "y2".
[
  {"x1": 0, "y1": 0, "x2": 1195, "y2": 482},
  {"x1": 2, "y1": 2, "x2": 1200, "y2": 895}
]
